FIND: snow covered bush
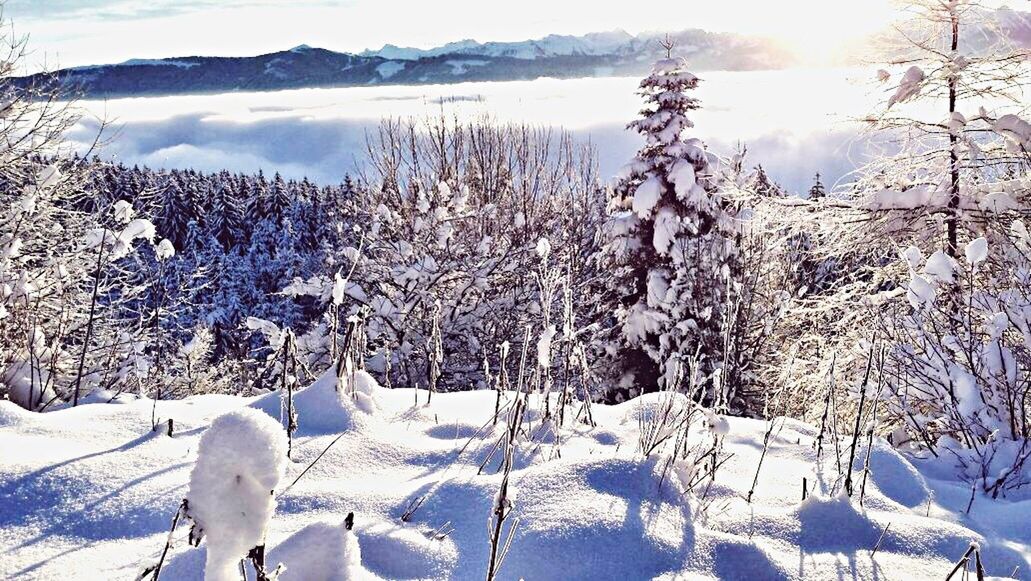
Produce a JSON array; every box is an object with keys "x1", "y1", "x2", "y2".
[
  {"x1": 187, "y1": 408, "x2": 288, "y2": 580},
  {"x1": 779, "y1": 0, "x2": 1031, "y2": 492},
  {"x1": 0, "y1": 23, "x2": 171, "y2": 410},
  {"x1": 594, "y1": 54, "x2": 745, "y2": 404},
  {"x1": 282, "y1": 116, "x2": 606, "y2": 394},
  {"x1": 877, "y1": 235, "x2": 1031, "y2": 495}
]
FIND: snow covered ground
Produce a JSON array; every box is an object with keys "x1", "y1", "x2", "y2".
[{"x1": 2, "y1": 373, "x2": 1029, "y2": 580}]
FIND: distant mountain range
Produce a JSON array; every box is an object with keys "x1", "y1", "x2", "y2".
[
  {"x1": 360, "y1": 30, "x2": 646, "y2": 60},
  {"x1": 14, "y1": 29, "x2": 794, "y2": 98},
  {"x1": 14, "y1": 8, "x2": 1029, "y2": 99}
]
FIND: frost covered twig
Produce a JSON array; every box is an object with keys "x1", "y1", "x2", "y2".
[
  {"x1": 946, "y1": 543, "x2": 987, "y2": 581},
  {"x1": 136, "y1": 499, "x2": 189, "y2": 581}
]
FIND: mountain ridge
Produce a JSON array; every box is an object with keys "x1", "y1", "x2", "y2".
[
  {"x1": 14, "y1": 28, "x2": 793, "y2": 98},
  {"x1": 17, "y1": 9, "x2": 1027, "y2": 99},
  {"x1": 359, "y1": 29, "x2": 640, "y2": 60}
]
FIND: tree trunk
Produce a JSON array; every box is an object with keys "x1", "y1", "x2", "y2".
[{"x1": 946, "y1": 10, "x2": 960, "y2": 259}]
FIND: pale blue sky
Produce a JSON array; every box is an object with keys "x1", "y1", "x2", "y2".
[{"x1": 7, "y1": 0, "x2": 898, "y2": 71}]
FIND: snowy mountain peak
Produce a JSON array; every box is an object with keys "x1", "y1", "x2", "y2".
[
  {"x1": 360, "y1": 39, "x2": 481, "y2": 61},
  {"x1": 21, "y1": 27, "x2": 797, "y2": 97},
  {"x1": 360, "y1": 29, "x2": 638, "y2": 61}
]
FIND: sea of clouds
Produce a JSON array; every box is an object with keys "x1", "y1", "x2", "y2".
[{"x1": 68, "y1": 69, "x2": 881, "y2": 193}]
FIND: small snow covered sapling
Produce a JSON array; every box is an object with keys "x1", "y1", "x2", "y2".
[
  {"x1": 746, "y1": 407, "x2": 778, "y2": 504},
  {"x1": 694, "y1": 409, "x2": 731, "y2": 503},
  {"x1": 330, "y1": 233, "x2": 364, "y2": 361},
  {"x1": 557, "y1": 272, "x2": 575, "y2": 427},
  {"x1": 639, "y1": 354, "x2": 732, "y2": 508},
  {"x1": 493, "y1": 341, "x2": 511, "y2": 426},
  {"x1": 532, "y1": 236, "x2": 560, "y2": 420},
  {"x1": 147, "y1": 236, "x2": 177, "y2": 432},
  {"x1": 746, "y1": 352, "x2": 795, "y2": 504},
  {"x1": 480, "y1": 328, "x2": 534, "y2": 474},
  {"x1": 186, "y1": 409, "x2": 288, "y2": 581},
  {"x1": 281, "y1": 330, "x2": 299, "y2": 459},
  {"x1": 245, "y1": 319, "x2": 307, "y2": 455},
  {"x1": 486, "y1": 366, "x2": 527, "y2": 581},
  {"x1": 73, "y1": 201, "x2": 160, "y2": 406},
  {"x1": 572, "y1": 343, "x2": 596, "y2": 427},
  {"x1": 335, "y1": 309, "x2": 370, "y2": 401},
  {"x1": 138, "y1": 499, "x2": 190, "y2": 581},
  {"x1": 639, "y1": 360, "x2": 693, "y2": 457},
  {"x1": 858, "y1": 352, "x2": 885, "y2": 507},
  {"x1": 426, "y1": 302, "x2": 443, "y2": 404},
  {"x1": 814, "y1": 353, "x2": 843, "y2": 470},
  {"x1": 843, "y1": 346, "x2": 875, "y2": 498}
]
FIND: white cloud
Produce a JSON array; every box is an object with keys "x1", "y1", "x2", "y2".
[{"x1": 65, "y1": 73, "x2": 873, "y2": 195}]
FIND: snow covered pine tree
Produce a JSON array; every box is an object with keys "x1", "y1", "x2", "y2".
[{"x1": 597, "y1": 55, "x2": 742, "y2": 403}]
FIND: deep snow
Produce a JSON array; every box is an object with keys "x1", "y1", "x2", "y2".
[{"x1": 1, "y1": 374, "x2": 1029, "y2": 580}]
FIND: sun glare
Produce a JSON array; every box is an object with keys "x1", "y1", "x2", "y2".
[{"x1": 742, "y1": 0, "x2": 898, "y2": 63}]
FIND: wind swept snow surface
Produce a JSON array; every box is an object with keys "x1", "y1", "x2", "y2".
[{"x1": 1, "y1": 385, "x2": 1030, "y2": 579}]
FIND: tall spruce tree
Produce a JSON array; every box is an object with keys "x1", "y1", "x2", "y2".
[
  {"x1": 208, "y1": 179, "x2": 244, "y2": 250},
  {"x1": 156, "y1": 176, "x2": 195, "y2": 250},
  {"x1": 246, "y1": 170, "x2": 270, "y2": 223},
  {"x1": 267, "y1": 172, "x2": 291, "y2": 224},
  {"x1": 597, "y1": 54, "x2": 742, "y2": 401}
]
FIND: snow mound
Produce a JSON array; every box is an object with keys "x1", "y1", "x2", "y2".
[
  {"x1": 251, "y1": 368, "x2": 380, "y2": 434},
  {"x1": 77, "y1": 390, "x2": 138, "y2": 405},
  {"x1": 2, "y1": 355, "x2": 58, "y2": 410},
  {"x1": 425, "y1": 422, "x2": 484, "y2": 440},
  {"x1": 187, "y1": 409, "x2": 287, "y2": 581},
  {"x1": 506, "y1": 457, "x2": 691, "y2": 579},
  {"x1": 794, "y1": 493, "x2": 883, "y2": 551},
  {"x1": 692, "y1": 531, "x2": 789, "y2": 580},
  {"x1": 357, "y1": 520, "x2": 459, "y2": 579},
  {"x1": 852, "y1": 439, "x2": 931, "y2": 509},
  {"x1": 619, "y1": 391, "x2": 693, "y2": 425},
  {"x1": 0, "y1": 400, "x2": 32, "y2": 427},
  {"x1": 268, "y1": 519, "x2": 364, "y2": 580}
]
